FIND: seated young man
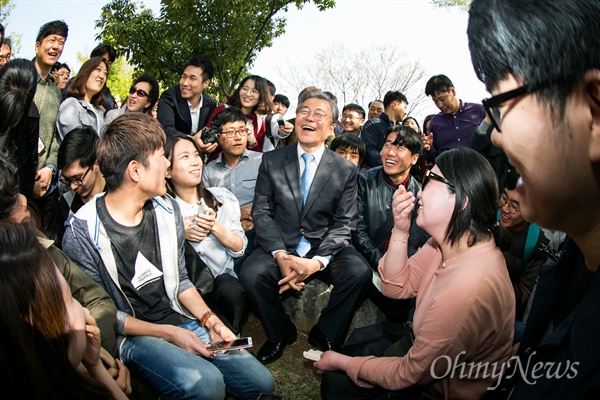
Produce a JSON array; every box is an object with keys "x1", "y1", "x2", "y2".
[
  {"x1": 57, "y1": 126, "x2": 106, "y2": 223},
  {"x1": 62, "y1": 113, "x2": 274, "y2": 399},
  {"x1": 203, "y1": 107, "x2": 263, "y2": 272},
  {"x1": 498, "y1": 170, "x2": 548, "y2": 341},
  {"x1": 353, "y1": 125, "x2": 429, "y2": 322},
  {"x1": 339, "y1": 103, "x2": 366, "y2": 137},
  {"x1": 329, "y1": 133, "x2": 366, "y2": 169}
]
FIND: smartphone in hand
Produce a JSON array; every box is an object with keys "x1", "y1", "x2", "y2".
[
  {"x1": 207, "y1": 337, "x2": 253, "y2": 351},
  {"x1": 197, "y1": 198, "x2": 208, "y2": 216}
]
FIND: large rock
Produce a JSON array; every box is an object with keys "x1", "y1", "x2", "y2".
[{"x1": 282, "y1": 279, "x2": 384, "y2": 337}]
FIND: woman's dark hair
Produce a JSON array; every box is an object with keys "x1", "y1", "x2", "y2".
[
  {"x1": 66, "y1": 57, "x2": 107, "y2": 106},
  {"x1": 227, "y1": 75, "x2": 273, "y2": 115},
  {"x1": 0, "y1": 156, "x2": 20, "y2": 221},
  {"x1": 0, "y1": 58, "x2": 37, "y2": 135},
  {"x1": 422, "y1": 114, "x2": 434, "y2": 134},
  {"x1": 164, "y1": 135, "x2": 221, "y2": 213},
  {"x1": 0, "y1": 221, "x2": 115, "y2": 398},
  {"x1": 435, "y1": 147, "x2": 512, "y2": 251},
  {"x1": 132, "y1": 73, "x2": 160, "y2": 114},
  {"x1": 402, "y1": 116, "x2": 421, "y2": 134}
]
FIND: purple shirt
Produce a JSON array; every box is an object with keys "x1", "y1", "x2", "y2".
[{"x1": 426, "y1": 101, "x2": 485, "y2": 161}]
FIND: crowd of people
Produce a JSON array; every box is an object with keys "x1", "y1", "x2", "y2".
[{"x1": 1, "y1": 0, "x2": 599, "y2": 398}]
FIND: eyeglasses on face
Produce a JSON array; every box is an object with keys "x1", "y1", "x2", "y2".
[
  {"x1": 296, "y1": 107, "x2": 330, "y2": 122},
  {"x1": 240, "y1": 86, "x2": 259, "y2": 95},
  {"x1": 341, "y1": 114, "x2": 361, "y2": 120},
  {"x1": 59, "y1": 166, "x2": 91, "y2": 187},
  {"x1": 129, "y1": 87, "x2": 149, "y2": 98},
  {"x1": 422, "y1": 169, "x2": 455, "y2": 190},
  {"x1": 221, "y1": 128, "x2": 249, "y2": 138},
  {"x1": 482, "y1": 83, "x2": 535, "y2": 132},
  {"x1": 499, "y1": 193, "x2": 520, "y2": 215}
]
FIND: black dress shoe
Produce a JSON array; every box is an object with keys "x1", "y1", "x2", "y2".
[
  {"x1": 256, "y1": 332, "x2": 297, "y2": 364},
  {"x1": 308, "y1": 325, "x2": 338, "y2": 352}
]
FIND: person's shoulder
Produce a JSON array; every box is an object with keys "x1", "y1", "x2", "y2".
[
  {"x1": 359, "y1": 165, "x2": 383, "y2": 181},
  {"x1": 59, "y1": 96, "x2": 79, "y2": 109},
  {"x1": 203, "y1": 93, "x2": 217, "y2": 106},
  {"x1": 362, "y1": 116, "x2": 382, "y2": 129},
  {"x1": 159, "y1": 85, "x2": 179, "y2": 101},
  {"x1": 207, "y1": 186, "x2": 236, "y2": 202},
  {"x1": 245, "y1": 149, "x2": 264, "y2": 160}
]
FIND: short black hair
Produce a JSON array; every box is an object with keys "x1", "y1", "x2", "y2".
[
  {"x1": 58, "y1": 126, "x2": 98, "y2": 170},
  {"x1": 425, "y1": 74, "x2": 454, "y2": 97},
  {"x1": 382, "y1": 91, "x2": 408, "y2": 109},
  {"x1": 90, "y1": 43, "x2": 116, "y2": 62},
  {"x1": 266, "y1": 79, "x2": 276, "y2": 96},
  {"x1": 35, "y1": 20, "x2": 68, "y2": 43},
  {"x1": 133, "y1": 73, "x2": 160, "y2": 113},
  {"x1": 468, "y1": 0, "x2": 600, "y2": 117},
  {"x1": 330, "y1": 134, "x2": 366, "y2": 167},
  {"x1": 184, "y1": 56, "x2": 215, "y2": 81},
  {"x1": 503, "y1": 168, "x2": 520, "y2": 192},
  {"x1": 273, "y1": 94, "x2": 290, "y2": 108},
  {"x1": 383, "y1": 125, "x2": 423, "y2": 156},
  {"x1": 211, "y1": 106, "x2": 247, "y2": 131},
  {"x1": 342, "y1": 103, "x2": 366, "y2": 119}
]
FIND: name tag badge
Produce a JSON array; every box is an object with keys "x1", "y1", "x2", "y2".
[{"x1": 131, "y1": 252, "x2": 163, "y2": 289}]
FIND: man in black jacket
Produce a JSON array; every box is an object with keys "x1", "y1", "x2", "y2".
[
  {"x1": 157, "y1": 56, "x2": 217, "y2": 152},
  {"x1": 353, "y1": 125, "x2": 429, "y2": 322}
]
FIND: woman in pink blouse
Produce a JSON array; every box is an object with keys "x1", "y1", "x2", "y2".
[{"x1": 316, "y1": 147, "x2": 516, "y2": 399}]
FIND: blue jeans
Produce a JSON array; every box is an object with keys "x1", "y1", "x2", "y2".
[{"x1": 120, "y1": 320, "x2": 274, "y2": 399}]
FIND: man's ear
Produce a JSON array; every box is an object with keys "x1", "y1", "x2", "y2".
[
  {"x1": 410, "y1": 153, "x2": 419, "y2": 166},
  {"x1": 127, "y1": 160, "x2": 142, "y2": 183},
  {"x1": 586, "y1": 70, "x2": 600, "y2": 163},
  {"x1": 93, "y1": 159, "x2": 100, "y2": 172},
  {"x1": 202, "y1": 79, "x2": 211, "y2": 91}
]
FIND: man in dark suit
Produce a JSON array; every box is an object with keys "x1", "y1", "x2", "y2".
[
  {"x1": 240, "y1": 90, "x2": 372, "y2": 364},
  {"x1": 157, "y1": 56, "x2": 217, "y2": 151}
]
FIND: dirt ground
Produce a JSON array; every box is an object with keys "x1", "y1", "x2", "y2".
[{"x1": 244, "y1": 312, "x2": 322, "y2": 400}]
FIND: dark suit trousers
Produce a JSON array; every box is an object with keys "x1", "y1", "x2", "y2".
[{"x1": 239, "y1": 245, "x2": 371, "y2": 345}]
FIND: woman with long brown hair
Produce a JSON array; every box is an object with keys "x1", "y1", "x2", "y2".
[{"x1": 56, "y1": 57, "x2": 107, "y2": 139}]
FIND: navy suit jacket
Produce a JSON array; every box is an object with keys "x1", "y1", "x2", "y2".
[
  {"x1": 251, "y1": 143, "x2": 358, "y2": 258},
  {"x1": 157, "y1": 85, "x2": 216, "y2": 137}
]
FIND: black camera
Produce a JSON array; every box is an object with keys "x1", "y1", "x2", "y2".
[{"x1": 200, "y1": 126, "x2": 221, "y2": 145}]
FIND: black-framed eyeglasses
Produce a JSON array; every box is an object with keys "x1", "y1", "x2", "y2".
[
  {"x1": 499, "y1": 193, "x2": 520, "y2": 215},
  {"x1": 59, "y1": 167, "x2": 91, "y2": 187},
  {"x1": 482, "y1": 83, "x2": 534, "y2": 133},
  {"x1": 221, "y1": 128, "x2": 249, "y2": 138},
  {"x1": 422, "y1": 169, "x2": 455, "y2": 190},
  {"x1": 129, "y1": 87, "x2": 148, "y2": 98}
]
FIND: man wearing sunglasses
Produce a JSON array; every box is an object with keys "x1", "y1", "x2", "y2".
[
  {"x1": 468, "y1": 0, "x2": 600, "y2": 398},
  {"x1": 105, "y1": 73, "x2": 160, "y2": 125}
]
